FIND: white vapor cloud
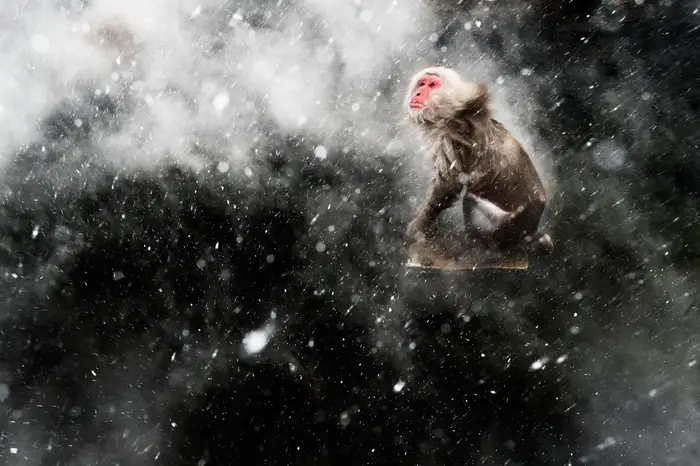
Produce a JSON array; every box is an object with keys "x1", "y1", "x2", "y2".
[{"x1": 0, "y1": 0, "x2": 552, "y2": 190}]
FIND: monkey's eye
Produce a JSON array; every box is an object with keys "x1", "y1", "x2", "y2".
[{"x1": 428, "y1": 82, "x2": 436, "y2": 88}]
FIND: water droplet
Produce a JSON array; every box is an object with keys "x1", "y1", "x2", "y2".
[
  {"x1": 530, "y1": 357, "x2": 549, "y2": 370},
  {"x1": 242, "y1": 327, "x2": 272, "y2": 355},
  {"x1": 314, "y1": 146, "x2": 327, "y2": 160},
  {"x1": 31, "y1": 34, "x2": 50, "y2": 53},
  {"x1": 213, "y1": 92, "x2": 230, "y2": 111},
  {"x1": 359, "y1": 9, "x2": 373, "y2": 22}
]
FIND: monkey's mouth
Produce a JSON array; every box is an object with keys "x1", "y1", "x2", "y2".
[{"x1": 409, "y1": 102, "x2": 424, "y2": 109}]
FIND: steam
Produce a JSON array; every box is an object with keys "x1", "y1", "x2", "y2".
[
  {"x1": 0, "y1": 0, "x2": 552, "y2": 187},
  {"x1": 0, "y1": 2, "x2": 113, "y2": 163},
  {"x1": 0, "y1": 0, "x2": 585, "y2": 464}
]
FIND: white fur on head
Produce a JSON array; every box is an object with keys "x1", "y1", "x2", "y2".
[{"x1": 405, "y1": 66, "x2": 486, "y2": 126}]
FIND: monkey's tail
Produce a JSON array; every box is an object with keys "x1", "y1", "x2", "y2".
[{"x1": 524, "y1": 231, "x2": 554, "y2": 255}]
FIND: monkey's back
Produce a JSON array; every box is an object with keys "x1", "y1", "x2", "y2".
[{"x1": 447, "y1": 116, "x2": 547, "y2": 211}]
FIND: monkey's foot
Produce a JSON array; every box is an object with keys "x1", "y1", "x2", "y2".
[{"x1": 523, "y1": 232, "x2": 554, "y2": 255}]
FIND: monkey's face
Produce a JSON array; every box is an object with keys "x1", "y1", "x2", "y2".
[
  {"x1": 405, "y1": 67, "x2": 460, "y2": 126},
  {"x1": 407, "y1": 72, "x2": 446, "y2": 125},
  {"x1": 409, "y1": 74, "x2": 442, "y2": 110}
]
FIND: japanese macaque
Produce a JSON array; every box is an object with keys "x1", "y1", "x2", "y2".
[{"x1": 404, "y1": 66, "x2": 553, "y2": 254}]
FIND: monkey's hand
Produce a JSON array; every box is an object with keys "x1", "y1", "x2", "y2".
[
  {"x1": 405, "y1": 217, "x2": 429, "y2": 245},
  {"x1": 503, "y1": 204, "x2": 526, "y2": 223},
  {"x1": 457, "y1": 172, "x2": 473, "y2": 190}
]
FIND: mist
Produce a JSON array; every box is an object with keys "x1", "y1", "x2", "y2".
[{"x1": 0, "y1": 0, "x2": 698, "y2": 465}]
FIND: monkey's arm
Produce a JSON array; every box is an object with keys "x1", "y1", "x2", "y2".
[{"x1": 406, "y1": 176, "x2": 463, "y2": 243}]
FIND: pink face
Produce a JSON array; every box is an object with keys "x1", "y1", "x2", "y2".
[{"x1": 409, "y1": 74, "x2": 442, "y2": 109}]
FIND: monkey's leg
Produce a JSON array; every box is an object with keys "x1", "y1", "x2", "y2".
[
  {"x1": 462, "y1": 194, "x2": 515, "y2": 237},
  {"x1": 462, "y1": 194, "x2": 544, "y2": 249},
  {"x1": 406, "y1": 178, "x2": 462, "y2": 244}
]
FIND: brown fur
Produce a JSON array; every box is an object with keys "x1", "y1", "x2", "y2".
[{"x1": 405, "y1": 67, "x2": 553, "y2": 253}]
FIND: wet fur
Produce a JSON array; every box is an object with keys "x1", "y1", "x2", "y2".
[{"x1": 404, "y1": 67, "x2": 553, "y2": 253}]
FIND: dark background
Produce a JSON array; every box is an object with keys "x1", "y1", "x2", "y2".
[{"x1": 0, "y1": 0, "x2": 699, "y2": 464}]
